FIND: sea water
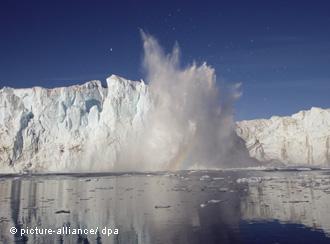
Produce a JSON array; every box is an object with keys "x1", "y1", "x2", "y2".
[{"x1": 0, "y1": 170, "x2": 330, "y2": 243}]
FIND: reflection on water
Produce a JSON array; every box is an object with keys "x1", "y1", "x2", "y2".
[
  {"x1": 0, "y1": 170, "x2": 330, "y2": 243},
  {"x1": 241, "y1": 173, "x2": 330, "y2": 234}
]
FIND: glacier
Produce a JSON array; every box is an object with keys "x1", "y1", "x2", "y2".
[
  {"x1": 0, "y1": 76, "x2": 329, "y2": 173},
  {"x1": 236, "y1": 107, "x2": 330, "y2": 166},
  {"x1": 0, "y1": 75, "x2": 153, "y2": 173},
  {"x1": 0, "y1": 73, "x2": 251, "y2": 173}
]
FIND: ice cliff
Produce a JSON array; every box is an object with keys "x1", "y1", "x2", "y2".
[
  {"x1": 0, "y1": 74, "x2": 250, "y2": 173},
  {"x1": 0, "y1": 75, "x2": 329, "y2": 173},
  {"x1": 0, "y1": 75, "x2": 151, "y2": 173},
  {"x1": 236, "y1": 107, "x2": 330, "y2": 166}
]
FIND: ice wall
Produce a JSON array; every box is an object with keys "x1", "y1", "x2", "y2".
[
  {"x1": 0, "y1": 76, "x2": 151, "y2": 172},
  {"x1": 236, "y1": 107, "x2": 330, "y2": 166}
]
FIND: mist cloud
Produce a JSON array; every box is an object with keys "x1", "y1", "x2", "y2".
[{"x1": 123, "y1": 31, "x2": 250, "y2": 170}]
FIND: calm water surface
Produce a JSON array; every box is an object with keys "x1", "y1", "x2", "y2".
[{"x1": 1, "y1": 170, "x2": 330, "y2": 243}]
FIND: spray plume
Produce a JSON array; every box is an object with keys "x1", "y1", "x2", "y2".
[{"x1": 119, "y1": 32, "x2": 249, "y2": 171}]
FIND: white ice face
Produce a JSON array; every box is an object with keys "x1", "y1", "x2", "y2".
[
  {"x1": 236, "y1": 107, "x2": 330, "y2": 166},
  {"x1": 0, "y1": 75, "x2": 152, "y2": 173}
]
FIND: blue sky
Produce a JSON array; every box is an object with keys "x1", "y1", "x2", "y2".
[{"x1": 0, "y1": 0, "x2": 329, "y2": 120}]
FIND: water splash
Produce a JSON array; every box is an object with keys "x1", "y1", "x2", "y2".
[{"x1": 125, "y1": 32, "x2": 250, "y2": 170}]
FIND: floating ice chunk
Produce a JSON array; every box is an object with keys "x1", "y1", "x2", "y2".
[
  {"x1": 200, "y1": 199, "x2": 223, "y2": 208},
  {"x1": 200, "y1": 203, "x2": 207, "y2": 208},
  {"x1": 164, "y1": 173, "x2": 175, "y2": 177},
  {"x1": 236, "y1": 177, "x2": 262, "y2": 184},
  {"x1": 200, "y1": 175, "x2": 210, "y2": 180},
  {"x1": 208, "y1": 200, "x2": 221, "y2": 203}
]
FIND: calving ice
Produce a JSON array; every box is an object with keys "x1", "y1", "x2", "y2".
[{"x1": 0, "y1": 33, "x2": 251, "y2": 173}]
